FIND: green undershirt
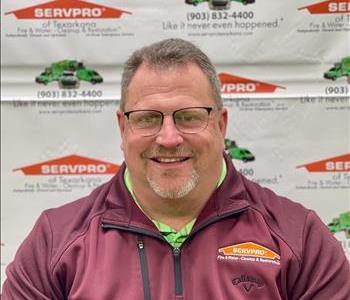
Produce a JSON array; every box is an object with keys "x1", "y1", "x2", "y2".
[{"x1": 124, "y1": 158, "x2": 227, "y2": 248}]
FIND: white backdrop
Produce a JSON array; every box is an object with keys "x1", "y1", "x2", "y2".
[{"x1": 1, "y1": 0, "x2": 349, "y2": 288}]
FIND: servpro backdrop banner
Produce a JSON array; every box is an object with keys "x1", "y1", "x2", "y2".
[
  {"x1": 1, "y1": 0, "x2": 350, "y2": 288},
  {"x1": 1, "y1": 99, "x2": 349, "y2": 286},
  {"x1": 1, "y1": 0, "x2": 349, "y2": 100}
]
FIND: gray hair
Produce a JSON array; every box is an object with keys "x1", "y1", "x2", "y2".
[{"x1": 120, "y1": 38, "x2": 222, "y2": 111}]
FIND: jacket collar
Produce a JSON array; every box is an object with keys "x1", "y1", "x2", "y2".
[
  {"x1": 102, "y1": 153, "x2": 250, "y2": 231},
  {"x1": 194, "y1": 153, "x2": 250, "y2": 227}
]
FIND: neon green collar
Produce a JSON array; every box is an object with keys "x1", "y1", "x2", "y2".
[{"x1": 124, "y1": 158, "x2": 227, "y2": 247}]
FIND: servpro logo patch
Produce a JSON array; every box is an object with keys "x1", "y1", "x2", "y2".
[
  {"x1": 218, "y1": 242, "x2": 280, "y2": 265},
  {"x1": 298, "y1": 0, "x2": 350, "y2": 14},
  {"x1": 5, "y1": 0, "x2": 131, "y2": 20},
  {"x1": 219, "y1": 73, "x2": 285, "y2": 94},
  {"x1": 297, "y1": 153, "x2": 350, "y2": 172},
  {"x1": 14, "y1": 154, "x2": 119, "y2": 175}
]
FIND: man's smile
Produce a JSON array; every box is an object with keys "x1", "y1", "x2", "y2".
[{"x1": 150, "y1": 156, "x2": 191, "y2": 163}]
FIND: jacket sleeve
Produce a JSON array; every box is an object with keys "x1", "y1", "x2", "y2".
[
  {"x1": 2, "y1": 212, "x2": 64, "y2": 300},
  {"x1": 290, "y1": 210, "x2": 350, "y2": 300}
]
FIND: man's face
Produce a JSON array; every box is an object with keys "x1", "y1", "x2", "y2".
[{"x1": 117, "y1": 63, "x2": 227, "y2": 200}]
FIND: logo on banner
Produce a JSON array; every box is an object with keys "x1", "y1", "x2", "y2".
[
  {"x1": 224, "y1": 138, "x2": 255, "y2": 163},
  {"x1": 14, "y1": 154, "x2": 119, "y2": 175},
  {"x1": 298, "y1": 0, "x2": 350, "y2": 14},
  {"x1": 35, "y1": 60, "x2": 103, "y2": 89},
  {"x1": 185, "y1": 0, "x2": 255, "y2": 10},
  {"x1": 5, "y1": 0, "x2": 131, "y2": 19},
  {"x1": 328, "y1": 211, "x2": 350, "y2": 237},
  {"x1": 323, "y1": 56, "x2": 350, "y2": 83},
  {"x1": 328, "y1": 212, "x2": 350, "y2": 260},
  {"x1": 297, "y1": 153, "x2": 350, "y2": 172},
  {"x1": 219, "y1": 73, "x2": 285, "y2": 94}
]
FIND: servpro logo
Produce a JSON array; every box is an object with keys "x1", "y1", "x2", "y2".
[
  {"x1": 298, "y1": 0, "x2": 350, "y2": 14},
  {"x1": 219, "y1": 73, "x2": 285, "y2": 94},
  {"x1": 297, "y1": 153, "x2": 350, "y2": 172},
  {"x1": 217, "y1": 242, "x2": 280, "y2": 265},
  {"x1": 5, "y1": 0, "x2": 131, "y2": 20},
  {"x1": 13, "y1": 155, "x2": 119, "y2": 175}
]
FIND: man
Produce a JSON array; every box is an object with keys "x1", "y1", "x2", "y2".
[{"x1": 2, "y1": 39, "x2": 349, "y2": 299}]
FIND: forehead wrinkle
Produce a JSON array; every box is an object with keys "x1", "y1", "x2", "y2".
[{"x1": 125, "y1": 63, "x2": 215, "y2": 111}]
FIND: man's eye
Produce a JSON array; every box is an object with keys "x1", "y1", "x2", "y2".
[
  {"x1": 177, "y1": 113, "x2": 201, "y2": 122},
  {"x1": 133, "y1": 113, "x2": 161, "y2": 128},
  {"x1": 139, "y1": 115, "x2": 159, "y2": 123}
]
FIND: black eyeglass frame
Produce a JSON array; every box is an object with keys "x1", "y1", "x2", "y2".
[{"x1": 123, "y1": 106, "x2": 216, "y2": 136}]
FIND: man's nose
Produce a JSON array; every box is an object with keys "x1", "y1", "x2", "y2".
[{"x1": 155, "y1": 116, "x2": 184, "y2": 147}]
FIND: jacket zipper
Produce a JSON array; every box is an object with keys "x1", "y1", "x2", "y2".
[
  {"x1": 101, "y1": 207, "x2": 247, "y2": 299},
  {"x1": 101, "y1": 224, "x2": 163, "y2": 300},
  {"x1": 168, "y1": 208, "x2": 248, "y2": 297},
  {"x1": 173, "y1": 247, "x2": 182, "y2": 296},
  {"x1": 102, "y1": 224, "x2": 180, "y2": 298},
  {"x1": 137, "y1": 237, "x2": 151, "y2": 300}
]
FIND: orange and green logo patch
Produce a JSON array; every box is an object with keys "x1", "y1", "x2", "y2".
[{"x1": 218, "y1": 242, "x2": 280, "y2": 265}]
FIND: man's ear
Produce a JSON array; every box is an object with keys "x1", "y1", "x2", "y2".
[
  {"x1": 116, "y1": 110, "x2": 125, "y2": 151},
  {"x1": 117, "y1": 110, "x2": 124, "y2": 132},
  {"x1": 219, "y1": 108, "x2": 228, "y2": 137}
]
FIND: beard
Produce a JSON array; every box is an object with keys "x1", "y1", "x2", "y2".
[
  {"x1": 147, "y1": 168, "x2": 199, "y2": 199},
  {"x1": 143, "y1": 145, "x2": 200, "y2": 199}
]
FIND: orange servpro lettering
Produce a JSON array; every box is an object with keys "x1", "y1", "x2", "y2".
[
  {"x1": 5, "y1": 0, "x2": 131, "y2": 20},
  {"x1": 219, "y1": 73, "x2": 285, "y2": 94},
  {"x1": 297, "y1": 153, "x2": 350, "y2": 172},
  {"x1": 298, "y1": 0, "x2": 350, "y2": 14},
  {"x1": 219, "y1": 242, "x2": 280, "y2": 260},
  {"x1": 13, "y1": 154, "x2": 119, "y2": 175}
]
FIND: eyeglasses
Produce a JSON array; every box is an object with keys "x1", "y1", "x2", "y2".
[{"x1": 123, "y1": 106, "x2": 215, "y2": 137}]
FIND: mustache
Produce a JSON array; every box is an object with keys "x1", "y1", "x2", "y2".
[{"x1": 142, "y1": 146, "x2": 194, "y2": 158}]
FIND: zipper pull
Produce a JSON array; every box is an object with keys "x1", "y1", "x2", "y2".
[
  {"x1": 173, "y1": 247, "x2": 181, "y2": 256},
  {"x1": 137, "y1": 239, "x2": 144, "y2": 249}
]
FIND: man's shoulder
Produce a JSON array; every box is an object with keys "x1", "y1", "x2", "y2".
[
  {"x1": 44, "y1": 177, "x2": 112, "y2": 225},
  {"x1": 240, "y1": 175, "x2": 313, "y2": 259},
  {"x1": 38, "y1": 176, "x2": 117, "y2": 261},
  {"x1": 242, "y1": 175, "x2": 309, "y2": 218},
  {"x1": 225, "y1": 155, "x2": 309, "y2": 220}
]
